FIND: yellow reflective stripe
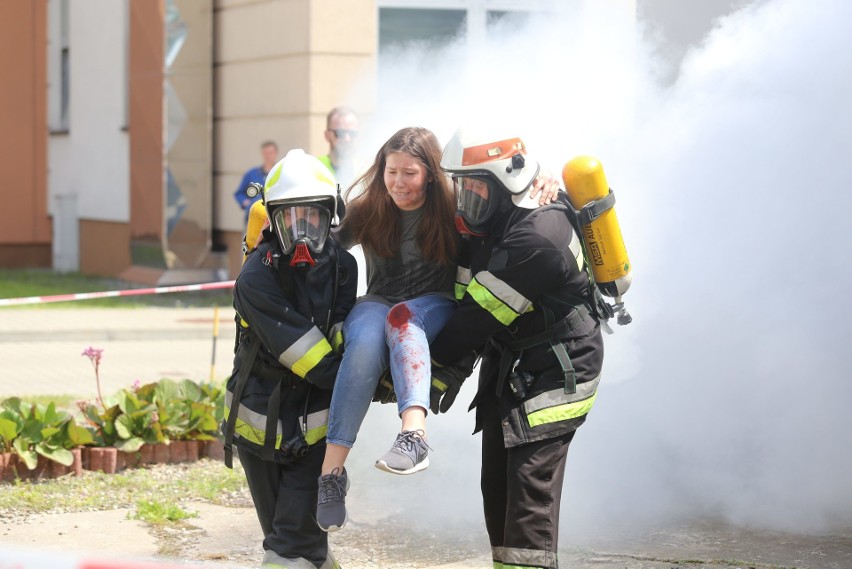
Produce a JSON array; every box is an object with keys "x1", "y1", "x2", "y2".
[
  {"x1": 475, "y1": 271, "x2": 533, "y2": 314},
  {"x1": 226, "y1": 394, "x2": 329, "y2": 447},
  {"x1": 236, "y1": 418, "x2": 282, "y2": 448},
  {"x1": 431, "y1": 377, "x2": 448, "y2": 391},
  {"x1": 455, "y1": 266, "x2": 472, "y2": 300},
  {"x1": 305, "y1": 424, "x2": 328, "y2": 445},
  {"x1": 304, "y1": 408, "x2": 329, "y2": 445},
  {"x1": 524, "y1": 376, "x2": 600, "y2": 414},
  {"x1": 328, "y1": 322, "x2": 344, "y2": 353},
  {"x1": 313, "y1": 163, "x2": 336, "y2": 186},
  {"x1": 318, "y1": 154, "x2": 334, "y2": 174},
  {"x1": 264, "y1": 163, "x2": 282, "y2": 194},
  {"x1": 467, "y1": 272, "x2": 533, "y2": 326},
  {"x1": 224, "y1": 405, "x2": 283, "y2": 448},
  {"x1": 454, "y1": 282, "x2": 468, "y2": 300},
  {"x1": 526, "y1": 392, "x2": 597, "y2": 427},
  {"x1": 292, "y1": 340, "x2": 332, "y2": 378},
  {"x1": 279, "y1": 327, "x2": 332, "y2": 378}
]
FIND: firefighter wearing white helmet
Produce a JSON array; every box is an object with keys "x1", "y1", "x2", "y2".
[
  {"x1": 430, "y1": 129, "x2": 606, "y2": 569},
  {"x1": 440, "y1": 130, "x2": 543, "y2": 236},
  {"x1": 223, "y1": 149, "x2": 357, "y2": 569}
]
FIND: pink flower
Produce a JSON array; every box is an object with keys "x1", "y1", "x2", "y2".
[
  {"x1": 81, "y1": 346, "x2": 106, "y2": 411},
  {"x1": 131, "y1": 379, "x2": 141, "y2": 392},
  {"x1": 81, "y1": 346, "x2": 104, "y2": 366}
]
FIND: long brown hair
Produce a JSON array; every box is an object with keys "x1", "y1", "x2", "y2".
[{"x1": 340, "y1": 127, "x2": 456, "y2": 265}]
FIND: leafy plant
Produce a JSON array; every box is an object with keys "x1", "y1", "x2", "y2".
[
  {"x1": 152, "y1": 378, "x2": 224, "y2": 441},
  {"x1": 79, "y1": 399, "x2": 123, "y2": 448},
  {"x1": 0, "y1": 397, "x2": 93, "y2": 469},
  {"x1": 130, "y1": 499, "x2": 198, "y2": 524},
  {"x1": 80, "y1": 378, "x2": 224, "y2": 452}
]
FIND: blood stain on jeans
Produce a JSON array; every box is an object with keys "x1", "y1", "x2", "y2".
[{"x1": 388, "y1": 304, "x2": 412, "y2": 330}]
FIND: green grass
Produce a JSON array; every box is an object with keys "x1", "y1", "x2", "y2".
[
  {"x1": 0, "y1": 269, "x2": 233, "y2": 309},
  {"x1": 130, "y1": 499, "x2": 199, "y2": 524}
]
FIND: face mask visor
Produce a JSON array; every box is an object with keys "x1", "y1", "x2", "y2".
[
  {"x1": 270, "y1": 203, "x2": 331, "y2": 256},
  {"x1": 453, "y1": 175, "x2": 497, "y2": 230}
]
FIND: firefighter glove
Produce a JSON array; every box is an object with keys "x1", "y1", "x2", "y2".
[
  {"x1": 372, "y1": 368, "x2": 397, "y2": 404},
  {"x1": 430, "y1": 353, "x2": 477, "y2": 414}
]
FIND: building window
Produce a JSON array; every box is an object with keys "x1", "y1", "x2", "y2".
[
  {"x1": 379, "y1": 8, "x2": 466, "y2": 55},
  {"x1": 60, "y1": 46, "x2": 70, "y2": 130},
  {"x1": 48, "y1": 0, "x2": 71, "y2": 133},
  {"x1": 486, "y1": 10, "x2": 531, "y2": 35}
]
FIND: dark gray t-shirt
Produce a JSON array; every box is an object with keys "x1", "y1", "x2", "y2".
[{"x1": 334, "y1": 206, "x2": 455, "y2": 304}]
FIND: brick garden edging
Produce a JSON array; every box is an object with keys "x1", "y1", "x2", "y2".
[{"x1": 0, "y1": 440, "x2": 225, "y2": 482}]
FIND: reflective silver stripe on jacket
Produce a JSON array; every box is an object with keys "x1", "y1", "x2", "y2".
[
  {"x1": 457, "y1": 266, "x2": 472, "y2": 286},
  {"x1": 492, "y1": 545, "x2": 557, "y2": 569},
  {"x1": 474, "y1": 271, "x2": 533, "y2": 315},
  {"x1": 455, "y1": 265, "x2": 473, "y2": 299},
  {"x1": 279, "y1": 326, "x2": 326, "y2": 368},
  {"x1": 524, "y1": 375, "x2": 600, "y2": 428},
  {"x1": 523, "y1": 374, "x2": 601, "y2": 414},
  {"x1": 225, "y1": 390, "x2": 282, "y2": 437},
  {"x1": 304, "y1": 408, "x2": 330, "y2": 444},
  {"x1": 226, "y1": 391, "x2": 329, "y2": 446}
]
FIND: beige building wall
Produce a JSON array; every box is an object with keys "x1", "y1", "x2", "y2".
[{"x1": 213, "y1": 0, "x2": 376, "y2": 277}]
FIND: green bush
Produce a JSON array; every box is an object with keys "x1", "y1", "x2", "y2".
[
  {"x1": 0, "y1": 398, "x2": 93, "y2": 468},
  {"x1": 2, "y1": 378, "x2": 225, "y2": 471}
]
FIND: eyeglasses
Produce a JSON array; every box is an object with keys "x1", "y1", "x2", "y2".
[{"x1": 330, "y1": 129, "x2": 358, "y2": 139}]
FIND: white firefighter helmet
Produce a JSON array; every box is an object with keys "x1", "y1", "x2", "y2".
[
  {"x1": 263, "y1": 149, "x2": 339, "y2": 262},
  {"x1": 441, "y1": 128, "x2": 540, "y2": 235}
]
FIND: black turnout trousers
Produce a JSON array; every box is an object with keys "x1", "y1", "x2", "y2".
[
  {"x1": 479, "y1": 396, "x2": 576, "y2": 569},
  {"x1": 239, "y1": 443, "x2": 328, "y2": 567}
]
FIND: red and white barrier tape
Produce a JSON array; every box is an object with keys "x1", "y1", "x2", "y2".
[
  {"x1": 0, "y1": 281, "x2": 235, "y2": 308},
  {"x1": 0, "y1": 548, "x2": 202, "y2": 569}
]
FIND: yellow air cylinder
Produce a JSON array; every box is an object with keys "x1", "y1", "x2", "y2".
[
  {"x1": 243, "y1": 200, "x2": 269, "y2": 260},
  {"x1": 561, "y1": 156, "x2": 631, "y2": 298}
]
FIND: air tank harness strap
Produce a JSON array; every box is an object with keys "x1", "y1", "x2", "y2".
[
  {"x1": 261, "y1": 362, "x2": 300, "y2": 461},
  {"x1": 494, "y1": 305, "x2": 595, "y2": 397},
  {"x1": 573, "y1": 188, "x2": 616, "y2": 227},
  {"x1": 223, "y1": 338, "x2": 260, "y2": 469}
]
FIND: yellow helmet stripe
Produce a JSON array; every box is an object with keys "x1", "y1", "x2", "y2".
[{"x1": 264, "y1": 163, "x2": 283, "y2": 193}]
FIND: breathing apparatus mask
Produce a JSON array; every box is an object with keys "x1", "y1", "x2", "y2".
[
  {"x1": 262, "y1": 149, "x2": 340, "y2": 268},
  {"x1": 451, "y1": 174, "x2": 511, "y2": 236},
  {"x1": 269, "y1": 198, "x2": 333, "y2": 266}
]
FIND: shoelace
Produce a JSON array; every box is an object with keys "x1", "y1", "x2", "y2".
[
  {"x1": 318, "y1": 469, "x2": 346, "y2": 504},
  {"x1": 394, "y1": 430, "x2": 433, "y2": 452}
]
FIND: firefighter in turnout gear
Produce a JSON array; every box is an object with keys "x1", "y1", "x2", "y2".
[
  {"x1": 223, "y1": 149, "x2": 357, "y2": 569},
  {"x1": 429, "y1": 129, "x2": 605, "y2": 569}
]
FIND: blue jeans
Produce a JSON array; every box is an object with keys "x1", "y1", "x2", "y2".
[{"x1": 326, "y1": 295, "x2": 456, "y2": 448}]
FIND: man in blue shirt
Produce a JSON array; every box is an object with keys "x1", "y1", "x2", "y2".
[{"x1": 234, "y1": 140, "x2": 279, "y2": 221}]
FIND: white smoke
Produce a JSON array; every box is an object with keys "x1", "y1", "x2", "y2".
[{"x1": 342, "y1": 0, "x2": 852, "y2": 542}]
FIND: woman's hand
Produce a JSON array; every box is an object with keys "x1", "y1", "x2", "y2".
[{"x1": 529, "y1": 170, "x2": 561, "y2": 205}]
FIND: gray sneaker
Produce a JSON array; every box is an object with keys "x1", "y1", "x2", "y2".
[
  {"x1": 375, "y1": 430, "x2": 431, "y2": 475},
  {"x1": 317, "y1": 467, "x2": 349, "y2": 532}
]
